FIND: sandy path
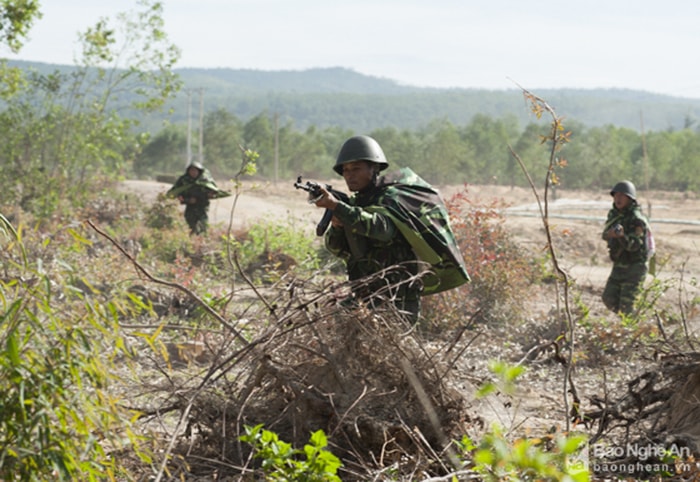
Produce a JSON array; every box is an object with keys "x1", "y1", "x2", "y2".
[
  {"x1": 119, "y1": 179, "x2": 319, "y2": 232},
  {"x1": 119, "y1": 179, "x2": 700, "y2": 296}
]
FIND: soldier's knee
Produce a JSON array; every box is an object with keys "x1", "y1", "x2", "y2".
[{"x1": 602, "y1": 293, "x2": 618, "y2": 312}]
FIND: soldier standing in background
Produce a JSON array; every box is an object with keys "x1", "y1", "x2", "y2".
[
  {"x1": 167, "y1": 161, "x2": 219, "y2": 235},
  {"x1": 601, "y1": 180, "x2": 651, "y2": 315}
]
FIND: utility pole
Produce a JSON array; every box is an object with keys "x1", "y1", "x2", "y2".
[
  {"x1": 640, "y1": 110, "x2": 649, "y2": 191},
  {"x1": 198, "y1": 88, "x2": 204, "y2": 165},
  {"x1": 274, "y1": 112, "x2": 279, "y2": 184},
  {"x1": 186, "y1": 89, "x2": 192, "y2": 167},
  {"x1": 640, "y1": 110, "x2": 652, "y2": 220}
]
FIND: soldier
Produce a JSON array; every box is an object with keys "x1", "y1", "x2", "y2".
[
  {"x1": 310, "y1": 135, "x2": 469, "y2": 323},
  {"x1": 167, "y1": 161, "x2": 219, "y2": 235},
  {"x1": 313, "y1": 135, "x2": 423, "y2": 322},
  {"x1": 601, "y1": 180, "x2": 651, "y2": 315}
]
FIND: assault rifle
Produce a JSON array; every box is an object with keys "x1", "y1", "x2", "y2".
[
  {"x1": 166, "y1": 180, "x2": 231, "y2": 200},
  {"x1": 294, "y1": 176, "x2": 349, "y2": 236}
]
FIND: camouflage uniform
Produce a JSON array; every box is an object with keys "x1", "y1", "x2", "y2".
[
  {"x1": 601, "y1": 194, "x2": 650, "y2": 315},
  {"x1": 322, "y1": 136, "x2": 468, "y2": 323},
  {"x1": 325, "y1": 179, "x2": 422, "y2": 322},
  {"x1": 167, "y1": 164, "x2": 217, "y2": 235}
]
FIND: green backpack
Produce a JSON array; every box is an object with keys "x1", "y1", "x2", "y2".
[{"x1": 366, "y1": 167, "x2": 470, "y2": 295}]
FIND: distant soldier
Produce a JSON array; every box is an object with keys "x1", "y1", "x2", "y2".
[
  {"x1": 601, "y1": 180, "x2": 652, "y2": 315},
  {"x1": 167, "y1": 161, "x2": 225, "y2": 235}
]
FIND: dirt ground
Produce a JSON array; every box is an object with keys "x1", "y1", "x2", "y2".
[
  {"x1": 120, "y1": 176, "x2": 700, "y2": 362},
  {"x1": 119, "y1": 178, "x2": 700, "y2": 292},
  {"x1": 119, "y1": 178, "x2": 700, "y2": 476}
]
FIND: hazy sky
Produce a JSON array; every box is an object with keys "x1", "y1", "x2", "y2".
[{"x1": 6, "y1": 0, "x2": 700, "y2": 99}]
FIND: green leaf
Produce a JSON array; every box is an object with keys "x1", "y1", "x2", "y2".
[
  {"x1": 67, "y1": 228, "x2": 92, "y2": 246},
  {"x1": 559, "y1": 434, "x2": 588, "y2": 454},
  {"x1": 309, "y1": 429, "x2": 327, "y2": 448},
  {"x1": 474, "y1": 448, "x2": 494, "y2": 466},
  {"x1": 476, "y1": 382, "x2": 496, "y2": 398},
  {"x1": 6, "y1": 328, "x2": 21, "y2": 367}
]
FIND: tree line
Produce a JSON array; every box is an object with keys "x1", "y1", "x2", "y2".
[
  {"x1": 136, "y1": 108, "x2": 700, "y2": 192},
  {"x1": 159, "y1": 69, "x2": 700, "y2": 134}
]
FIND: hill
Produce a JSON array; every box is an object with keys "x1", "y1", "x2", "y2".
[
  {"x1": 8, "y1": 60, "x2": 700, "y2": 133},
  {"x1": 167, "y1": 67, "x2": 700, "y2": 133}
]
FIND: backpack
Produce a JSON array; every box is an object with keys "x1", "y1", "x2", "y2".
[
  {"x1": 645, "y1": 224, "x2": 655, "y2": 260},
  {"x1": 367, "y1": 167, "x2": 470, "y2": 295}
]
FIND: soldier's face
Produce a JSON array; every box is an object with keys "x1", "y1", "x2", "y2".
[
  {"x1": 613, "y1": 191, "x2": 632, "y2": 210},
  {"x1": 341, "y1": 161, "x2": 375, "y2": 192},
  {"x1": 187, "y1": 166, "x2": 201, "y2": 178}
]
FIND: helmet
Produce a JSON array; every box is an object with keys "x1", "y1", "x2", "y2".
[
  {"x1": 333, "y1": 135, "x2": 389, "y2": 175},
  {"x1": 188, "y1": 160, "x2": 204, "y2": 171},
  {"x1": 610, "y1": 180, "x2": 637, "y2": 201}
]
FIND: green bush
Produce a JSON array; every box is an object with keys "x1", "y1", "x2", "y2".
[
  {"x1": 228, "y1": 221, "x2": 325, "y2": 281},
  {"x1": 240, "y1": 424, "x2": 342, "y2": 481},
  {"x1": 0, "y1": 227, "x2": 147, "y2": 481},
  {"x1": 459, "y1": 361, "x2": 589, "y2": 482},
  {"x1": 144, "y1": 193, "x2": 181, "y2": 230},
  {"x1": 459, "y1": 429, "x2": 589, "y2": 482}
]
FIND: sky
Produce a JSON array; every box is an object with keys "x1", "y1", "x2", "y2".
[{"x1": 5, "y1": 0, "x2": 700, "y2": 99}]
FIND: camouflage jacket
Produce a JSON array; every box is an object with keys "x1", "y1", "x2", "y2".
[
  {"x1": 325, "y1": 167, "x2": 469, "y2": 297},
  {"x1": 167, "y1": 168, "x2": 222, "y2": 207},
  {"x1": 602, "y1": 203, "x2": 649, "y2": 265}
]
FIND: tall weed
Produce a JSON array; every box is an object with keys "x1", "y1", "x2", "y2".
[
  {"x1": 0, "y1": 222, "x2": 148, "y2": 480},
  {"x1": 424, "y1": 187, "x2": 540, "y2": 326}
]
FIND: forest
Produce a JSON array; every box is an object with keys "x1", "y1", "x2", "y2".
[
  {"x1": 13, "y1": 60, "x2": 700, "y2": 133},
  {"x1": 134, "y1": 107, "x2": 700, "y2": 192}
]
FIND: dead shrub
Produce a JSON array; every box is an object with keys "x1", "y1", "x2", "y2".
[
  {"x1": 586, "y1": 354, "x2": 700, "y2": 479},
  {"x1": 146, "y1": 277, "x2": 481, "y2": 480}
]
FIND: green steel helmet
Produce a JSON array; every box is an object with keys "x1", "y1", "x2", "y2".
[
  {"x1": 188, "y1": 160, "x2": 204, "y2": 171},
  {"x1": 610, "y1": 180, "x2": 637, "y2": 201},
  {"x1": 333, "y1": 135, "x2": 389, "y2": 175}
]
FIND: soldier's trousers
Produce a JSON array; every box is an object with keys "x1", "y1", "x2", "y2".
[
  {"x1": 184, "y1": 205, "x2": 209, "y2": 235},
  {"x1": 602, "y1": 262, "x2": 648, "y2": 315}
]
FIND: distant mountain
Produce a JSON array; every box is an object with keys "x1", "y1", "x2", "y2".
[
  {"x1": 151, "y1": 67, "x2": 700, "y2": 133},
  {"x1": 175, "y1": 66, "x2": 423, "y2": 94},
  {"x1": 7, "y1": 60, "x2": 700, "y2": 133}
]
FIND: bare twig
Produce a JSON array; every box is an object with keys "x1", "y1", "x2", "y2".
[
  {"x1": 398, "y1": 356, "x2": 461, "y2": 471},
  {"x1": 221, "y1": 143, "x2": 261, "y2": 309},
  {"x1": 86, "y1": 219, "x2": 260, "y2": 481},
  {"x1": 677, "y1": 259, "x2": 697, "y2": 351},
  {"x1": 507, "y1": 85, "x2": 579, "y2": 432},
  {"x1": 86, "y1": 219, "x2": 249, "y2": 346}
]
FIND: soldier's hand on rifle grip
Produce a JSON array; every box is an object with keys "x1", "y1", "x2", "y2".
[
  {"x1": 314, "y1": 186, "x2": 339, "y2": 211},
  {"x1": 605, "y1": 224, "x2": 624, "y2": 239}
]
